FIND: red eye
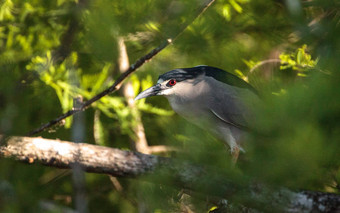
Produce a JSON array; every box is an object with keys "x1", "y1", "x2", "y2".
[{"x1": 168, "y1": 79, "x2": 177, "y2": 86}]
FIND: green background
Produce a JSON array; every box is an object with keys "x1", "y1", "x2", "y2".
[{"x1": 0, "y1": 0, "x2": 339, "y2": 212}]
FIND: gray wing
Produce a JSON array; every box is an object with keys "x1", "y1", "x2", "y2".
[
  {"x1": 207, "y1": 80, "x2": 254, "y2": 131},
  {"x1": 210, "y1": 108, "x2": 248, "y2": 130}
]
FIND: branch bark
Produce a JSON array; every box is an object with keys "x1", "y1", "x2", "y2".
[
  {"x1": 1, "y1": 136, "x2": 339, "y2": 213},
  {"x1": 0, "y1": 136, "x2": 162, "y2": 177}
]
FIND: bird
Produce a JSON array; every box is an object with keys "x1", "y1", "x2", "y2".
[{"x1": 135, "y1": 65, "x2": 259, "y2": 163}]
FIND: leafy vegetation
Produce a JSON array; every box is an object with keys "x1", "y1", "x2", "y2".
[{"x1": 0, "y1": 0, "x2": 339, "y2": 212}]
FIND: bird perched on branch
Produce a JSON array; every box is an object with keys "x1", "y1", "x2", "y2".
[{"x1": 135, "y1": 65, "x2": 259, "y2": 163}]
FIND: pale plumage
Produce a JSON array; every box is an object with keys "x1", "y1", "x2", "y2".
[{"x1": 135, "y1": 65, "x2": 259, "y2": 162}]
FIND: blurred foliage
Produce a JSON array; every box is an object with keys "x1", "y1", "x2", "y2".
[
  {"x1": 0, "y1": 0, "x2": 339, "y2": 212},
  {"x1": 279, "y1": 44, "x2": 318, "y2": 78}
]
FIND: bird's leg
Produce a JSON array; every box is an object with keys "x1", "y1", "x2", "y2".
[
  {"x1": 231, "y1": 146, "x2": 240, "y2": 165},
  {"x1": 224, "y1": 143, "x2": 240, "y2": 166},
  {"x1": 223, "y1": 131, "x2": 240, "y2": 165}
]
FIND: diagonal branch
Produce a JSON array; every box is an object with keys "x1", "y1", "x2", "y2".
[
  {"x1": 27, "y1": 40, "x2": 170, "y2": 136},
  {"x1": 1, "y1": 136, "x2": 339, "y2": 213},
  {"x1": 27, "y1": 0, "x2": 216, "y2": 136}
]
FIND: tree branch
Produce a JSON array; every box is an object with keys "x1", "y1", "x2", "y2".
[
  {"x1": 27, "y1": 0, "x2": 216, "y2": 136},
  {"x1": 1, "y1": 136, "x2": 162, "y2": 177},
  {"x1": 249, "y1": 58, "x2": 281, "y2": 74},
  {"x1": 117, "y1": 37, "x2": 150, "y2": 154},
  {"x1": 1, "y1": 136, "x2": 339, "y2": 212}
]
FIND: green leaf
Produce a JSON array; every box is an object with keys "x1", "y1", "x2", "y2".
[
  {"x1": 230, "y1": 0, "x2": 243, "y2": 13},
  {"x1": 222, "y1": 4, "x2": 231, "y2": 21}
]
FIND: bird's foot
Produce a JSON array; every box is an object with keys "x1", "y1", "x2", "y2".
[{"x1": 231, "y1": 146, "x2": 240, "y2": 166}]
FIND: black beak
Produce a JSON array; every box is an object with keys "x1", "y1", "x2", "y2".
[{"x1": 134, "y1": 84, "x2": 162, "y2": 100}]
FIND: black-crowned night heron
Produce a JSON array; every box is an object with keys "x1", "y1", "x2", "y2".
[{"x1": 135, "y1": 65, "x2": 258, "y2": 163}]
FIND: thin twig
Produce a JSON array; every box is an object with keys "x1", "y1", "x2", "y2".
[
  {"x1": 109, "y1": 176, "x2": 138, "y2": 207},
  {"x1": 27, "y1": 0, "x2": 216, "y2": 136},
  {"x1": 248, "y1": 59, "x2": 281, "y2": 75}
]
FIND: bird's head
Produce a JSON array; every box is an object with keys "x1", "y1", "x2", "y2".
[
  {"x1": 134, "y1": 65, "x2": 258, "y2": 101},
  {"x1": 134, "y1": 66, "x2": 205, "y2": 100}
]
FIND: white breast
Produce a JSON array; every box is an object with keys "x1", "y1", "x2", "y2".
[{"x1": 164, "y1": 76, "x2": 249, "y2": 152}]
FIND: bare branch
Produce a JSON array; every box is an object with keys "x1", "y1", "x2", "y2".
[
  {"x1": 27, "y1": 40, "x2": 170, "y2": 136},
  {"x1": 27, "y1": 0, "x2": 216, "y2": 136},
  {"x1": 248, "y1": 58, "x2": 281, "y2": 75},
  {"x1": 1, "y1": 136, "x2": 339, "y2": 212},
  {"x1": 1, "y1": 136, "x2": 162, "y2": 176}
]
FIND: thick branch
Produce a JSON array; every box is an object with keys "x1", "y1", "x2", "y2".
[
  {"x1": 1, "y1": 136, "x2": 339, "y2": 212},
  {"x1": 0, "y1": 136, "x2": 162, "y2": 177}
]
